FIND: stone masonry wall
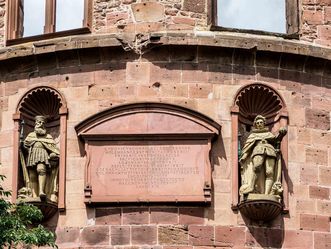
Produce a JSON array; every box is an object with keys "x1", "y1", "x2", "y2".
[
  {"x1": 0, "y1": 44, "x2": 330, "y2": 248},
  {"x1": 301, "y1": 0, "x2": 331, "y2": 46},
  {"x1": 1, "y1": 0, "x2": 331, "y2": 47}
]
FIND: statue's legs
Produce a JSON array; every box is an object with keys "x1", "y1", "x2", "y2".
[
  {"x1": 28, "y1": 168, "x2": 38, "y2": 197},
  {"x1": 264, "y1": 157, "x2": 275, "y2": 194},
  {"x1": 37, "y1": 163, "x2": 47, "y2": 198},
  {"x1": 243, "y1": 155, "x2": 264, "y2": 194}
]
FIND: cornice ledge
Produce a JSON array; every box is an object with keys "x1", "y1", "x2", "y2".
[{"x1": 0, "y1": 31, "x2": 330, "y2": 61}]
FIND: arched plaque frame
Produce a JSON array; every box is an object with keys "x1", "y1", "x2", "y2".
[{"x1": 76, "y1": 103, "x2": 220, "y2": 204}]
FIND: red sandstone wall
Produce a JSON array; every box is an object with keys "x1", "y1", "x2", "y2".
[
  {"x1": 0, "y1": 44, "x2": 330, "y2": 248},
  {"x1": 301, "y1": 0, "x2": 331, "y2": 46},
  {"x1": 0, "y1": 1, "x2": 330, "y2": 249}
]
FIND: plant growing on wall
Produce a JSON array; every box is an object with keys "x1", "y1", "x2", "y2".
[{"x1": 0, "y1": 174, "x2": 56, "y2": 248}]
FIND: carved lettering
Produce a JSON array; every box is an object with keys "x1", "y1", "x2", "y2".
[{"x1": 95, "y1": 145, "x2": 199, "y2": 189}]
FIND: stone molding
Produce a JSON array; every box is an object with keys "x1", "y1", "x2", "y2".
[{"x1": 1, "y1": 31, "x2": 331, "y2": 62}]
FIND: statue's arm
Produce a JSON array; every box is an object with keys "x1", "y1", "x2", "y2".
[
  {"x1": 23, "y1": 133, "x2": 34, "y2": 149},
  {"x1": 275, "y1": 127, "x2": 287, "y2": 142}
]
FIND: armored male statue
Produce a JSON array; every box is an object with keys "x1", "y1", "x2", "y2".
[
  {"x1": 22, "y1": 115, "x2": 60, "y2": 202},
  {"x1": 239, "y1": 115, "x2": 287, "y2": 198}
]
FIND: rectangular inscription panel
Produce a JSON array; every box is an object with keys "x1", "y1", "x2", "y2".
[{"x1": 88, "y1": 140, "x2": 209, "y2": 202}]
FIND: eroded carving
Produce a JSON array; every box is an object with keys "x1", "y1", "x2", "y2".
[
  {"x1": 18, "y1": 116, "x2": 60, "y2": 203},
  {"x1": 239, "y1": 115, "x2": 287, "y2": 202}
]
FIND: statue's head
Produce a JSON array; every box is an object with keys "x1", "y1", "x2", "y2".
[
  {"x1": 34, "y1": 115, "x2": 47, "y2": 135},
  {"x1": 253, "y1": 115, "x2": 266, "y2": 130}
]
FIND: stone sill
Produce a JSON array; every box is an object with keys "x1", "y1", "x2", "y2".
[{"x1": 1, "y1": 31, "x2": 331, "y2": 62}]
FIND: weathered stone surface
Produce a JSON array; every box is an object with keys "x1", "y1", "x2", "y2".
[
  {"x1": 111, "y1": 226, "x2": 131, "y2": 245},
  {"x1": 150, "y1": 208, "x2": 178, "y2": 224},
  {"x1": 179, "y1": 208, "x2": 204, "y2": 225},
  {"x1": 131, "y1": 226, "x2": 157, "y2": 245},
  {"x1": 80, "y1": 226, "x2": 110, "y2": 246},
  {"x1": 300, "y1": 214, "x2": 330, "y2": 232},
  {"x1": 309, "y1": 186, "x2": 330, "y2": 200},
  {"x1": 246, "y1": 227, "x2": 283, "y2": 248},
  {"x1": 306, "y1": 148, "x2": 328, "y2": 165},
  {"x1": 188, "y1": 226, "x2": 214, "y2": 246},
  {"x1": 183, "y1": 0, "x2": 205, "y2": 13},
  {"x1": 158, "y1": 225, "x2": 189, "y2": 245},
  {"x1": 123, "y1": 208, "x2": 149, "y2": 225},
  {"x1": 215, "y1": 226, "x2": 245, "y2": 247},
  {"x1": 95, "y1": 208, "x2": 122, "y2": 225},
  {"x1": 56, "y1": 227, "x2": 80, "y2": 246},
  {"x1": 314, "y1": 232, "x2": 331, "y2": 249},
  {"x1": 131, "y1": 2, "x2": 164, "y2": 22},
  {"x1": 306, "y1": 108, "x2": 330, "y2": 130}
]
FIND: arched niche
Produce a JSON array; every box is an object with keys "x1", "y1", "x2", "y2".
[
  {"x1": 76, "y1": 103, "x2": 220, "y2": 204},
  {"x1": 230, "y1": 83, "x2": 289, "y2": 212},
  {"x1": 12, "y1": 86, "x2": 68, "y2": 211}
]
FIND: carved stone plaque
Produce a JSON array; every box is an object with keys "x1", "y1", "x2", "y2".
[{"x1": 76, "y1": 103, "x2": 220, "y2": 204}]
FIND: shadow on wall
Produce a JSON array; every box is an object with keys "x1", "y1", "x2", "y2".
[
  {"x1": 245, "y1": 218, "x2": 285, "y2": 248},
  {"x1": 0, "y1": 45, "x2": 330, "y2": 91}
]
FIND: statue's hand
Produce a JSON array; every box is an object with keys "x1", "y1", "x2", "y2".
[
  {"x1": 279, "y1": 127, "x2": 287, "y2": 135},
  {"x1": 49, "y1": 153, "x2": 59, "y2": 160}
]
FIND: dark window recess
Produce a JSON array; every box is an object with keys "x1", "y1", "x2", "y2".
[
  {"x1": 6, "y1": 0, "x2": 92, "y2": 45},
  {"x1": 211, "y1": 0, "x2": 299, "y2": 37}
]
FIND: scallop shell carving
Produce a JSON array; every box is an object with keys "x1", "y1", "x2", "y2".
[
  {"x1": 235, "y1": 84, "x2": 284, "y2": 125},
  {"x1": 19, "y1": 88, "x2": 63, "y2": 121}
]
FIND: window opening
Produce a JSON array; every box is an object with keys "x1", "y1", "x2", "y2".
[{"x1": 56, "y1": 0, "x2": 84, "y2": 32}]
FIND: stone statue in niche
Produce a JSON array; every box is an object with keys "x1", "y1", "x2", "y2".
[
  {"x1": 239, "y1": 115, "x2": 287, "y2": 201},
  {"x1": 18, "y1": 115, "x2": 60, "y2": 203}
]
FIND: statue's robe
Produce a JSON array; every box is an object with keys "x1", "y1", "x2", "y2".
[
  {"x1": 239, "y1": 129, "x2": 277, "y2": 194},
  {"x1": 24, "y1": 132, "x2": 60, "y2": 168}
]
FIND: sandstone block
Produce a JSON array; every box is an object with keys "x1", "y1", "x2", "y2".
[
  {"x1": 306, "y1": 108, "x2": 330, "y2": 130},
  {"x1": 131, "y1": 2, "x2": 164, "y2": 22},
  {"x1": 95, "y1": 208, "x2": 122, "y2": 225},
  {"x1": 300, "y1": 214, "x2": 330, "y2": 232},
  {"x1": 319, "y1": 166, "x2": 331, "y2": 186},
  {"x1": 207, "y1": 64, "x2": 232, "y2": 83},
  {"x1": 306, "y1": 147, "x2": 328, "y2": 165},
  {"x1": 296, "y1": 199, "x2": 316, "y2": 212},
  {"x1": 318, "y1": 25, "x2": 331, "y2": 42},
  {"x1": 150, "y1": 208, "x2": 178, "y2": 224},
  {"x1": 314, "y1": 232, "x2": 331, "y2": 249},
  {"x1": 56, "y1": 227, "x2": 80, "y2": 247},
  {"x1": 172, "y1": 17, "x2": 195, "y2": 26},
  {"x1": 88, "y1": 85, "x2": 116, "y2": 100},
  {"x1": 150, "y1": 63, "x2": 181, "y2": 85},
  {"x1": 188, "y1": 225, "x2": 214, "y2": 246},
  {"x1": 317, "y1": 200, "x2": 331, "y2": 214},
  {"x1": 106, "y1": 12, "x2": 130, "y2": 25},
  {"x1": 111, "y1": 226, "x2": 130, "y2": 245},
  {"x1": 303, "y1": 10, "x2": 323, "y2": 25},
  {"x1": 158, "y1": 225, "x2": 189, "y2": 245},
  {"x1": 245, "y1": 227, "x2": 282, "y2": 248},
  {"x1": 123, "y1": 207, "x2": 149, "y2": 225},
  {"x1": 80, "y1": 226, "x2": 110, "y2": 246},
  {"x1": 309, "y1": 186, "x2": 330, "y2": 200},
  {"x1": 183, "y1": 0, "x2": 206, "y2": 13},
  {"x1": 126, "y1": 62, "x2": 151, "y2": 84},
  {"x1": 131, "y1": 226, "x2": 157, "y2": 245},
  {"x1": 182, "y1": 63, "x2": 208, "y2": 83},
  {"x1": 188, "y1": 83, "x2": 212, "y2": 98},
  {"x1": 300, "y1": 165, "x2": 318, "y2": 184},
  {"x1": 214, "y1": 226, "x2": 245, "y2": 247},
  {"x1": 283, "y1": 230, "x2": 313, "y2": 248},
  {"x1": 179, "y1": 208, "x2": 204, "y2": 225}
]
